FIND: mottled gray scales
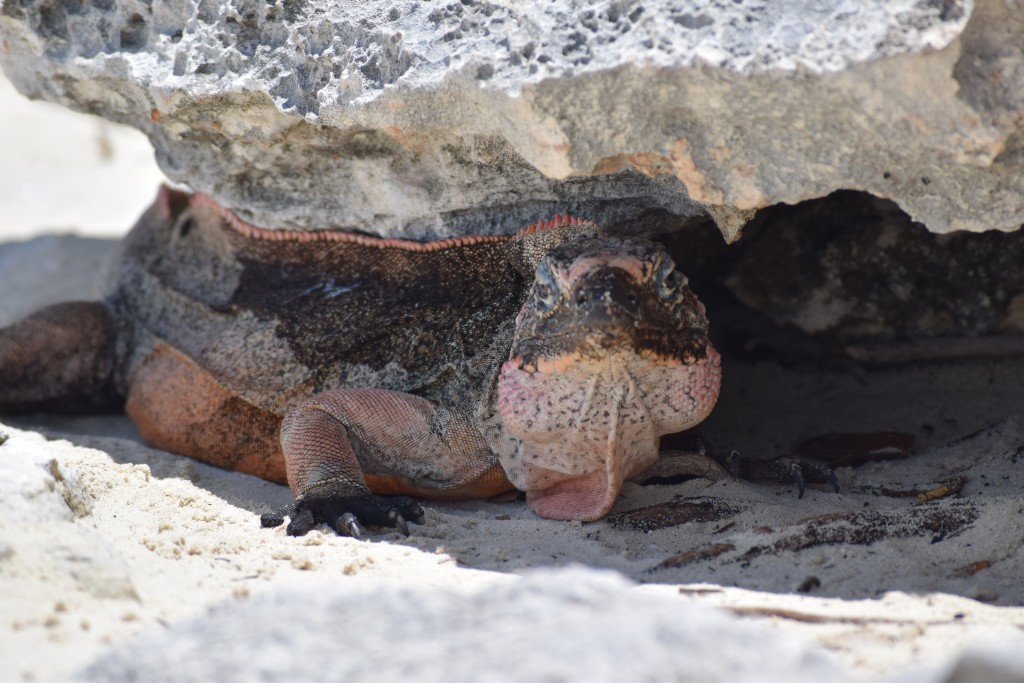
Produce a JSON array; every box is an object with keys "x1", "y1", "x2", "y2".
[{"x1": 228, "y1": 233, "x2": 524, "y2": 404}]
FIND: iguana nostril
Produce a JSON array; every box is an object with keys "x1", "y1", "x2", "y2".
[{"x1": 576, "y1": 291, "x2": 588, "y2": 306}]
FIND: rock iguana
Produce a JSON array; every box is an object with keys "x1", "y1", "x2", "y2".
[{"x1": 0, "y1": 186, "x2": 721, "y2": 536}]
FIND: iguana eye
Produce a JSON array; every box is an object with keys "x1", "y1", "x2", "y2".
[
  {"x1": 654, "y1": 256, "x2": 688, "y2": 301},
  {"x1": 533, "y1": 262, "x2": 560, "y2": 313},
  {"x1": 534, "y1": 283, "x2": 558, "y2": 312}
]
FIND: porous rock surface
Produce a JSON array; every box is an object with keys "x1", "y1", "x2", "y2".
[
  {"x1": 75, "y1": 567, "x2": 850, "y2": 683},
  {"x1": 1, "y1": 0, "x2": 1022, "y2": 238}
]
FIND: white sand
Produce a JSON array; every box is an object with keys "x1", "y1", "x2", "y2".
[{"x1": 2, "y1": 71, "x2": 1024, "y2": 683}]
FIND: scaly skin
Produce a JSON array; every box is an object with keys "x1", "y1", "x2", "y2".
[
  {"x1": 497, "y1": 351, "x2": 721, "y2": 520},
  {"x1": 0, "y1": 186, "x2": 721, "y2": 536},
  {"x1": 492, "y1": 237, "x2": 721, "y2": 520}
]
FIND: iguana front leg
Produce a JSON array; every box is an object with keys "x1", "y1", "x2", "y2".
[{"x1": 263, "y1": 389, "x2": 512, "y2": 537}]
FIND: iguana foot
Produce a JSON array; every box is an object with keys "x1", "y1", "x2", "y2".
[
  {"x1": 722, "y1": 450, "x2": 841, "y2": 498},
  {"x1": 655, "y1": 434, "x2": 841, "y2": 498},
  {"x1": 261, "y1": 494, "x2": 425, "y2": 538}
]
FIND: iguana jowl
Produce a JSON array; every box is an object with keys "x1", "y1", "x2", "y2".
[{"x1": 0, "y1": 186, "x2": 721, "y2": 536}]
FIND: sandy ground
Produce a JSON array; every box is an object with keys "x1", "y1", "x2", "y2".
[{"x1": 2, "y1": 71, "x2": 1024, "y2": 682}]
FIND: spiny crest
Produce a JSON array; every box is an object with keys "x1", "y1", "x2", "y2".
[
  {"x1": 185, "y1": 189, "x2": 506, "y2": 252},
  {"x1": 506, "y1": 213, "x2": 607, "y2": 276},
  {"x1": 515, "y1": 214, "x2": 592, "y2": 237}
]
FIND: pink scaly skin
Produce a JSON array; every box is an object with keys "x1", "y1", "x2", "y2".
[
  {"x1": 489, "y1": 235, "x2": 722, "y2": 520},
  {"x1": 497, "y1": 349, "x2": 721, "y2": 521}
]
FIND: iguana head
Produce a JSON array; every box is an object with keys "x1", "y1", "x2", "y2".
[{"x1": 497, "y1": 222, "x2": 721, "y2": 521}]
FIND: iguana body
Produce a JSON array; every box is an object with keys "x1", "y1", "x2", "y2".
[{"x1": 0, "y1": 187, "x2": 721, "y2": 534}]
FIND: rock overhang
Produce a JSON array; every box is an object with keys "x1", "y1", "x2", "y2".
[{"x1": 1, "y1": 0, "x2": 1021, "y2": 240}]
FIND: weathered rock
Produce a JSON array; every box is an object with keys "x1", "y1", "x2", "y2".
[
  {"x1": 727, "y1": 192, "x2": 1024, "y2": 344},
  {"x1": 0, "y1": 428, "x2": 139, "y2": 600},
  {"x1": 2, "y1": 0, "x2": 1021, "y2": 238},
  {"x1": 75, "y1": 567, "x2": 850, "y2": 683}
]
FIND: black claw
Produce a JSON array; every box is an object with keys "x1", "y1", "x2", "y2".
[
  {"x1": 728, "y1": 450, "x2": 741, "y2": 479},
  {"x1": 390, "y1": 510, "x2": 410, "y2": 537},
  {"x1": 335, "y1": 512, "x2": 364, "y2": 539},
  {"x1": 262, "y1": 493, "x2": 427, "y2": 537},
  {"x1": 408, "y1": 503, "x2": 426, "y2": 525},
  {"x1": 791, "y1": 463, "x2": 806, "y2": 499},
  {"x1": 393, "y1": 497, "x2": 425, "y2": 525},
  {"x1": 827, "y1": 470, "x2": 841, "y2": 493}
]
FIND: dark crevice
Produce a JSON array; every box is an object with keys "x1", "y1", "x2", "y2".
[{"x1": 658, "y1": 190, "x2": 1024, "y2": 367}]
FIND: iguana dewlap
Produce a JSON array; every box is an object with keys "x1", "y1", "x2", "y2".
[{"x1": 0, "y1": 186, "x2": 721, "y2": 534}]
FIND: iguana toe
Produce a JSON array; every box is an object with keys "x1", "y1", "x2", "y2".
[
  {"x1": 260, "y1": 510, "x2": 288, "y2": 528},
  {"x1": 287, "y1": 508, "x2": 317, "y2": 536},
  {"x1": 789, "y1": 461, "x2": 807, "y2": 498},
  {"x1": 390, "y1": 511, "x2": 409, "y2": 537},
  {"x1": 775, "y1": 457, "x2": 842, "y2": 497},
  {"x1": 825, "y1": 469, "x2": 842, "y2": 494}
]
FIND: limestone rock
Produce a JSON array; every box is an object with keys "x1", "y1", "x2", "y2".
[
  {"x1": 76, "y1": 567, "x2": 850, "y2": 683},
  {"x1": 0, "y1": 428, "x2": 138, "y2": 600},
  {"x1": 0, "y1": 0, "x2": 1021, "y2": 239}
]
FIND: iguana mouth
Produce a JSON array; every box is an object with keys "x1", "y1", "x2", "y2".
[
  {"x1": 514, "y1": 329, "x2": 710, "y2": 373},
  {"x1": 519, "y1": 346, "x2": 699, "y2": 374}
]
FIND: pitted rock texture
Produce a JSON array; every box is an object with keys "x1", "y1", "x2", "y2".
[
  {"x1": 727, "y1": 192, "x2": 1024, "y2": 343},
  {"x1": 1, "y1": 0, "x2": 1022, "y2": 238}
]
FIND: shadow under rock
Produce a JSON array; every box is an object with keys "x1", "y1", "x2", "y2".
[
  {"x1": 408, "y1": 354, "x2": 1024, "y2": 605},
  {"x1": 8, "y1": 354, "x2": 1024, "y2": 605},
  {"x1": 5, "y1": 228, "x2": 1024, "y2": 602}
]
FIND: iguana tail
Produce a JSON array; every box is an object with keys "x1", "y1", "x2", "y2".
[{"x1": 0, "y1": 302, "x2": 122, "y2": 414}]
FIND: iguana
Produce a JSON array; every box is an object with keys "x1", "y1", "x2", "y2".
[{"x1": 0, "y1": 186, "x2": 723, "y2": 536}]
